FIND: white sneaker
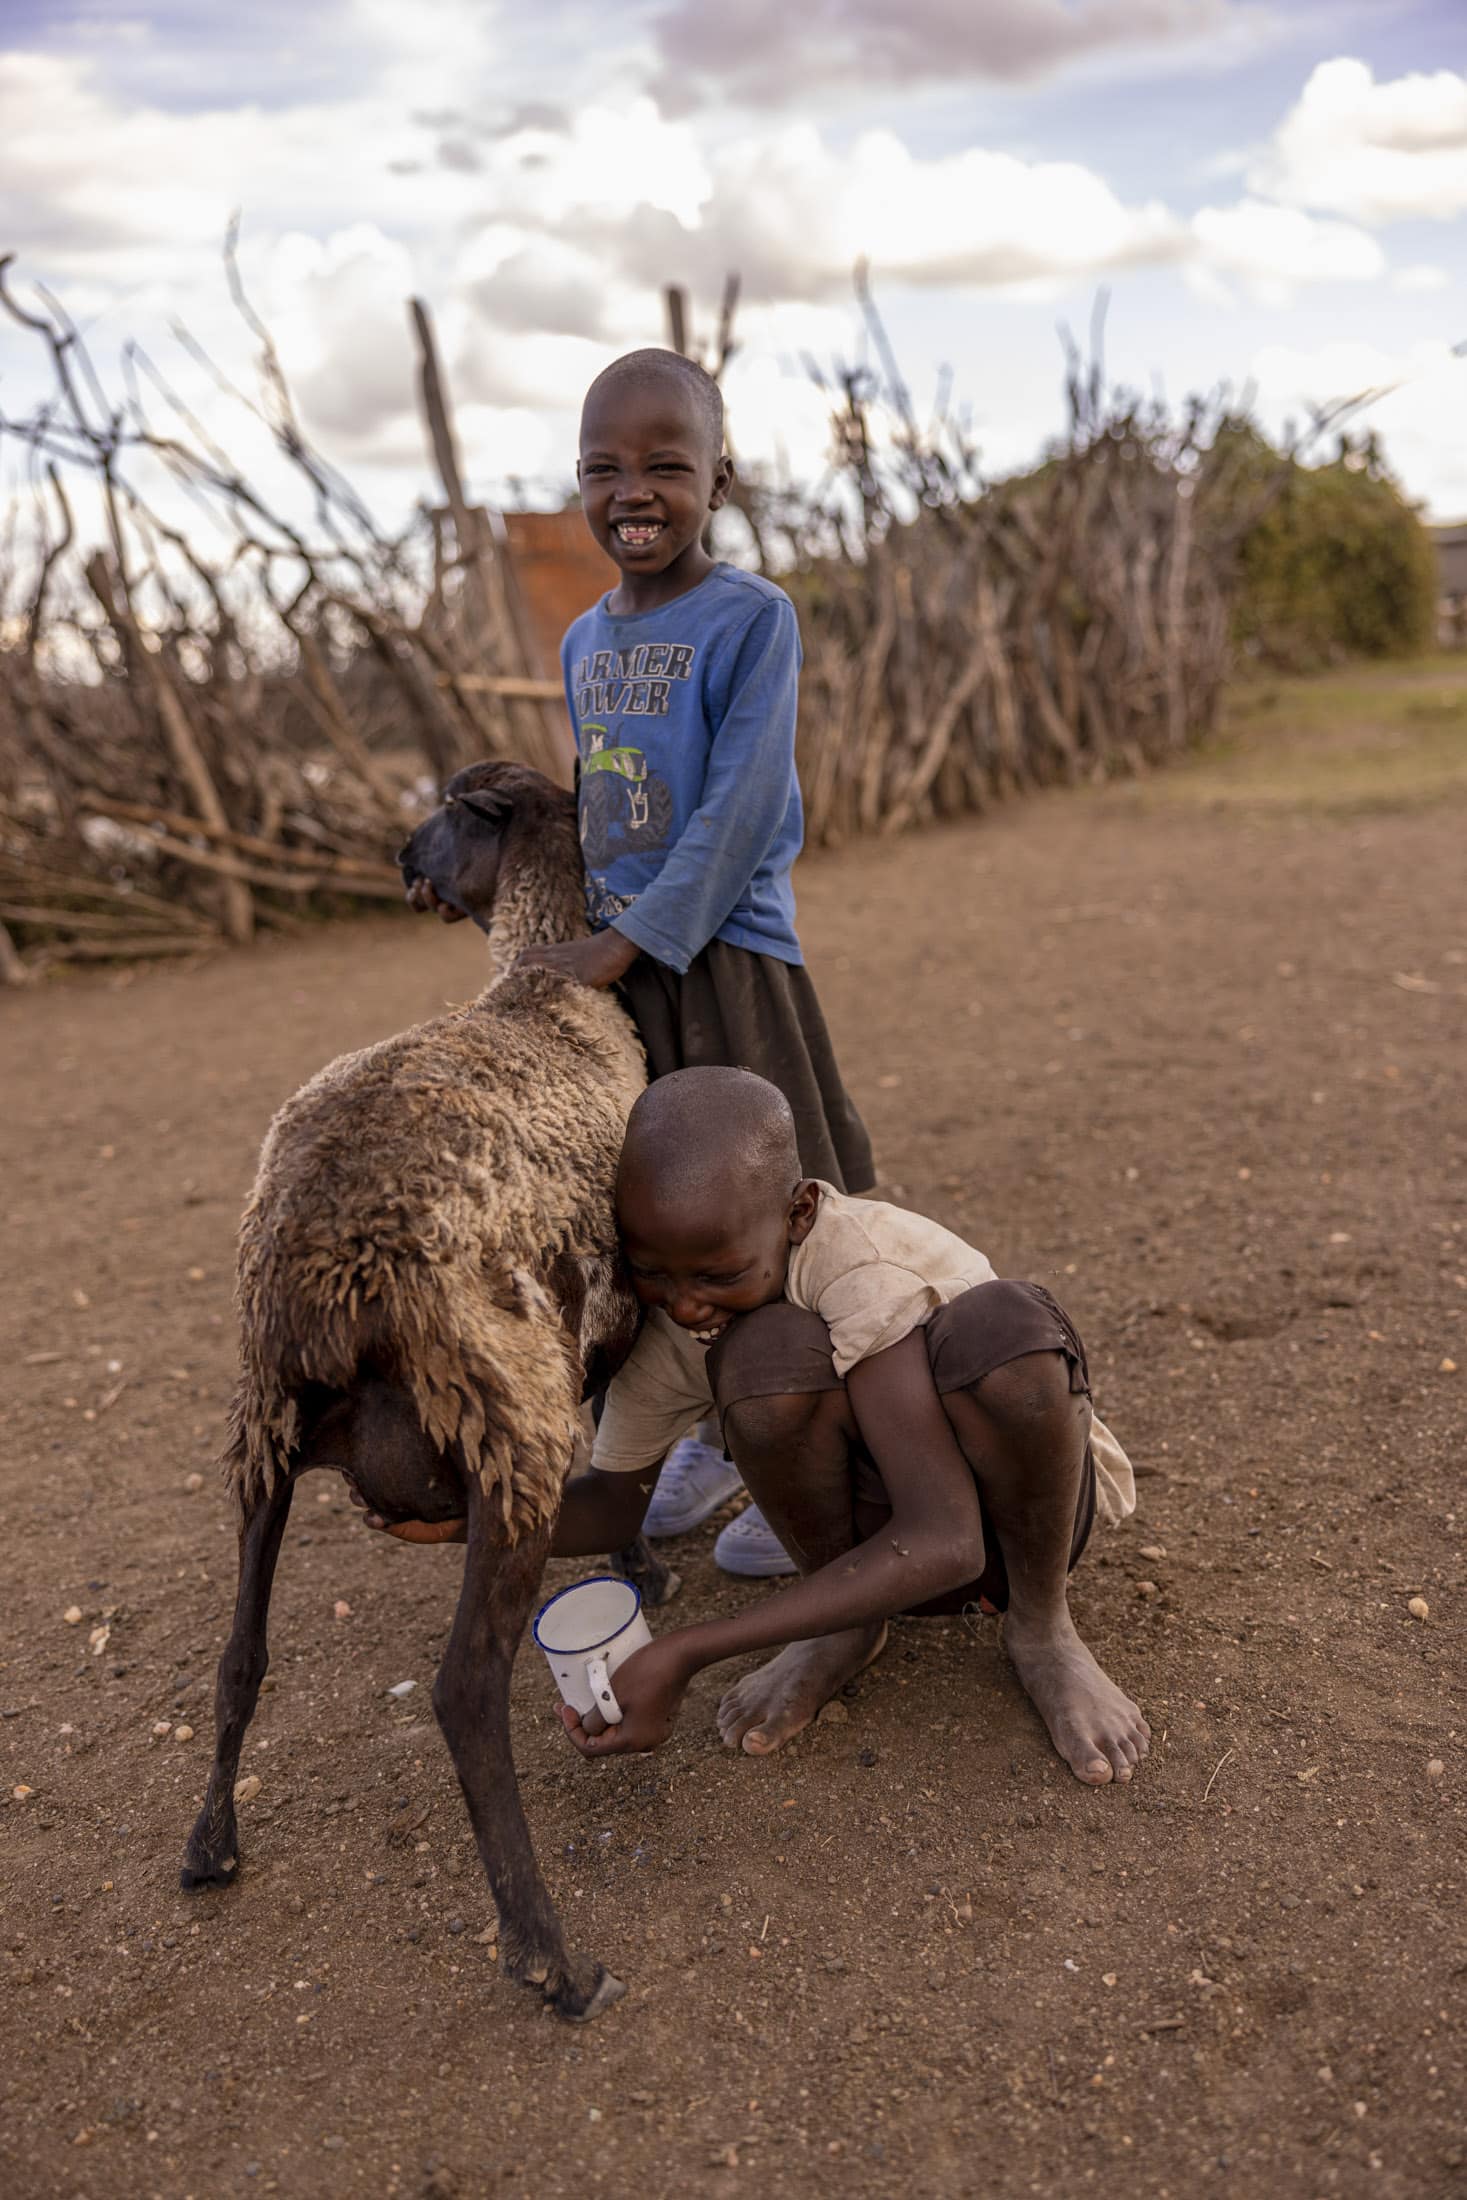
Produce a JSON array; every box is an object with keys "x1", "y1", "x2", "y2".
[
  {"x1": 713, "y1": 1503, "x2": 799, "y2": 1578},
  {"x1": 643, "y1": 1437, "x2": 745, "y2": 1538}
]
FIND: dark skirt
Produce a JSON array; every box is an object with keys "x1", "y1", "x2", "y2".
[{"x1": 618, "y1": 938, "x2": 876, "y2": 1193}]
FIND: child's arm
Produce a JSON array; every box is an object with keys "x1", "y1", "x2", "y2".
[
  {"x1": 520, "y1": 597, "x2": 800, "y2": 985},
  {"x1": 553, "y1": 1463, "x2": 656, "y2": 1553},
  {"x1": 349, "y1": 1460, "x2": 654, "y2": 1552},
  {"x1": 561, "y1": 1329, "x2": 986, "y2": 1754}
]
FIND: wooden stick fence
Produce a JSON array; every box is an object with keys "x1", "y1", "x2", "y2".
[
  {"x1": 0, "y1": 250, "x2": 563, "y2": 975},
  {"x1": 0, "y1": 256, "x2": 1280, "y2": 978}
]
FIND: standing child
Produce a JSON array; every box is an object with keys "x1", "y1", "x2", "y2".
[{"x1": 516, "y1": 348, "x2": 873, "y2": 1570}]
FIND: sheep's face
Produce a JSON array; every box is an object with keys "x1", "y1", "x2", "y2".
[{"x1": 397, "y1": 771, "x2": 514, "y2": 930}]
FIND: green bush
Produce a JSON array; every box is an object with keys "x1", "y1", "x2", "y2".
[{"x1": 1224, "y1": 429, "x2": 1437, "y2": 669}]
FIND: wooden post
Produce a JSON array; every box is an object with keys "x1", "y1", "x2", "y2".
[
  {"x1": 711, "y1": 274, "x2": 740, "y2": 378},
  {"x1": 663, "y1": 286, "x2": 688, "y2": 357},
  {"x1": 288, "y1": 621, "x2": 404, "y2": 819},
  {"x1": 411, "y1": 299, "x2": 498, "y2": 647},
  {"x1": 409, "y1": 298, "x2": 569, "y2": 780},
  {"x1": 0, "y1": 919, "x2": 29, "y2": 985},
  {"x1": 84, "y1": 548, "x2": 254, "y2": 946}
]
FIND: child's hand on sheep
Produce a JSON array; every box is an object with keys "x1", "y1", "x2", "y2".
[
  {"x1": 345, "y1": 1484, "x2": 467, "y2": 1543},
  {"x1": 405, "y1": 877, "x2": 468, "y2": 922},
  {"x1": 515, "y1": 932, "x2": 641, "y2": 988}
]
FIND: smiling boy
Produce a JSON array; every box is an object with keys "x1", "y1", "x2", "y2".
[
  {"x1": 515, "y1": 350, "x2": 870, "y2": 1196},
  {"x1": 516, "y1": 348, "x2": 873, "y2": 1562}
]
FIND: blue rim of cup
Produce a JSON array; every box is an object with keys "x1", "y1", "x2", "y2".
[{"x1": 532, "y1": 1575, "x2": 643, "y2": 1655}]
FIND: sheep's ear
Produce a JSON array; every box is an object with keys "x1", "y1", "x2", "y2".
[{"x1": 452, "y1": 787, "x2": 512, "y2": 827}]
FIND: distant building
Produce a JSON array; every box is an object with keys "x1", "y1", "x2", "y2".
[{"x1": 1432, "y1": 521, "x2": 1467, "y2": 647}]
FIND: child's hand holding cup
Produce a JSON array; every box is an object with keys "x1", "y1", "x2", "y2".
[{"x1": 532, "y1": 1576, "x2": 652, "y2": 1726}]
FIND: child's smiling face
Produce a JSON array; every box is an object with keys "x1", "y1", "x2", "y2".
[
  {"x1": 578, "y1": 373, "x2": 731, "y2": 592},
  {"x1": 617, "y1": 1169, "x2": 819, "y2": 1345}
]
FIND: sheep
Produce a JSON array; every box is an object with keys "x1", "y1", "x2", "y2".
[{"x1": 180, "y1": 759, "x2": 656, "y2": 2023}]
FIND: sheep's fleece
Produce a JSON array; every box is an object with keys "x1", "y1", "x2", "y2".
[{"x1": 224, "y1": 959, "x2": 646, "y2": 1541}]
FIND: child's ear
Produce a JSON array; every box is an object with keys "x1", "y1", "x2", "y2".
[
  {"x1": 787, "y1": 1179, "x2": 820, "y2": 1245},
  {"x1": 708, "y1": 453, "x2": 734, "y2": 513}
]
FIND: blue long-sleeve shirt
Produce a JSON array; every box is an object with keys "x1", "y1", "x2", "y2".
[{"x1": 560, "y1": 564, "x2": 804, "y2": 973}]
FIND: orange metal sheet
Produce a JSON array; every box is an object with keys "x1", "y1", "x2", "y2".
[{"x1": 502, "y1": 510, "x2": 618, "y2": 680}]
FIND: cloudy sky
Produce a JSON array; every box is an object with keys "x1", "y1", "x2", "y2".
[{"x1": 2, "y1": 0, "x2": 1465, "y2": 538}]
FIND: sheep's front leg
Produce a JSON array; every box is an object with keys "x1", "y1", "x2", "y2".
[
  {"x1": 181, "y1": 1471, "x2": 295, "y2": 1890},
  {"x1": 433, "y1": 1477, "x2": 626, "y2": 2024}
]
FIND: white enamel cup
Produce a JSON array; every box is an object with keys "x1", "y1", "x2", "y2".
[{"x1": 532, "y1": 1576, "x2": 651, "y2": 1726}]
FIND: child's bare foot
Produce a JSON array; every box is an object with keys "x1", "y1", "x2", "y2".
[
  {"x1": 716, "y1": 1622, "x2": 887, "y2": 1755},
  {"x1": 1002, "y1": 1612, "x2": 1150, "y2": 1785}
]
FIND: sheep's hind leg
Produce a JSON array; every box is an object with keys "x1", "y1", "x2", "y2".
[
  {"x1": 181, "y1": 1471, "x2": 295, "y2": 1891},
  {"x1": 433, "y1": 1476, "x2": 626, "y2": 2024},
  {"x1": 609, "y1": 1531, "x2": 681, "y2": 1609}
]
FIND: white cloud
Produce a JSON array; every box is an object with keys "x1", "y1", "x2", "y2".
[
  {"x1": 460, "y1": 238, "x2": 623, "y2": 341},
  {"x1": 721, "y1": 337, "x2": 850, "y2": 483},
  {"x1": 1189, "y1": 198, "x2": 1385, "y2": 305},
  {"x1": 262, "y1": 226, "x2": 421, "y2": 444},
  {"x1": 569, "y1": 124, "x2": 1192, "y2": 303},
  {"x1": 0, "y1": 51, "x2": 467, "y2": 290},
  {"x1": 572, "y1": 124, "x2": 1390, "y2": 311},
  {"x1": 1249, "y1": 336, "x2": 1467, "y2": 517},
  {"x1": 1253, "y1": 56, "x2": 1467, "y2": 223},
  {"x1": 1393, "y1": 262, "x2": 1451, "y2": 294},
  {"x1": 448, "y1": 401, "x2": 556, "y2": 485},
  {"x1": 343, "y1": 0, "x2": 502, "y2": 114},
  {"x1": 476, "y1": 100, "x2": 709, "y2": 228},
  {"x1": 0, "y1": 43, "x2": 1404, "y2": 332}
]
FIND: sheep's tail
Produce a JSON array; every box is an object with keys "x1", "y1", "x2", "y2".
[
  {"x1": 222, "y1": 1255, "x2": 581, "y2": 1544},
  {"x1": 221, "y1": 1372, "x2": 288, "y2": 1519},
  {"x1": 397, "y1": 1262, "x2": 582, "y2": 1541}
]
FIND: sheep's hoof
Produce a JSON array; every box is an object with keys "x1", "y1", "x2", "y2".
[
  {"x1": 180, "y1": 1807, "x2": 240, "y2": 1891},
  {"x1": 180, "y1": 1852, "x2": 238, "y2": 1892},
  {"x1": 556, "y1": 1965, "x2": 627, "y2": 2025}
]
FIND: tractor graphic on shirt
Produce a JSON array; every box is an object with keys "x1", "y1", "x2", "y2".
[{"x1": 577, "y1": 722, "x2": 673, "y2": 865}]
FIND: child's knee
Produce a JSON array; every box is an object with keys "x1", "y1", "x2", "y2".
[
  {"x1": 968, "y1": 1350, "x2": 1087, "y2": 1437},
  {"x1": 711, "y1": 1300, "x2": 839, "y2": 1451},
  {"x1": 724, "y1": 1388, "x2": 824, "y2": 1459}
]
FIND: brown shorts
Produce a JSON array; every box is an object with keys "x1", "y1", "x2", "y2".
[{"x1": 706, "y1": 1280, "x2": 1097, "y2": 1614}]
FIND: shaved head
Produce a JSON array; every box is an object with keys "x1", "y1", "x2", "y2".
[
  {"x1": 581, "y1": 348, "x2": 725, "y2": 458},
  {"x1": 616, "y1": 1070, "x2": 816, "y2": 1330},
  {"x1": 618, "y1": 1068, "x2": 799, "y2": 1219}
]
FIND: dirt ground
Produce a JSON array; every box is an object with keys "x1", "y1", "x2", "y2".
[{"x1": 3, "y1": 665, "x2": 1465, "y2": 2199}]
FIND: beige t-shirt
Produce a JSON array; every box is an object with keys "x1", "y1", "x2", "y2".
[
  {"x1": 592, "y1": 1184, "x2": 1135, "y2": 1525},
  {"x1": 785, "y1": 1186, "x2": 997, "y2": 1376}
]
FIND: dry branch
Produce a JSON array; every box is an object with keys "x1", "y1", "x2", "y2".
[
  {"x1": 74, "y1": 796, "x2": 397, "y2": 879},
  {"x1": 106, "y1": 826, "x2": 402, "y2": 898},
  {"x1": 83, "y1": 546, "x2": 254, "y2": 943},
  {"x1": 441, "y1": 674, "x2": 563, "y2": 700}
]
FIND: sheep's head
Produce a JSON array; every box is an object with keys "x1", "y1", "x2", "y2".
[{"x1": 398, "y1": 761, "x2": 563, "y2": 931}]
